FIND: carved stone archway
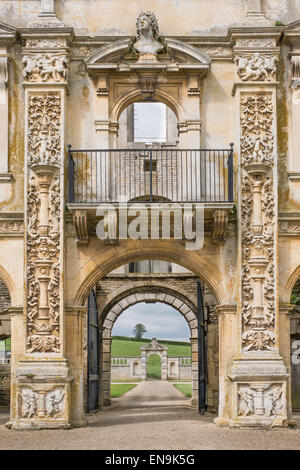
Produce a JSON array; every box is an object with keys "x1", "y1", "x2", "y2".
[{"x1": 141, "y1": 340, "x2": 168, "y2": 381}]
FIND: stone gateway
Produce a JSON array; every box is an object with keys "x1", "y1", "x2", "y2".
[{"x1": 0, "y1": 0, "x2": 299, "y2": 431}]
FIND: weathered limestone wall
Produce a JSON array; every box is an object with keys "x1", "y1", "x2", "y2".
[
  {"x1": 1, "y1": 0, "x2": 300, "y2": 33},
  {"x1": 1, "y1": 0, "x2": 300, "y2": 429}
]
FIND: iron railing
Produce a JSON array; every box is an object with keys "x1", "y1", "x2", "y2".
[{"x1": 68, "y1": 145, "x2": 234, "y2": 204}]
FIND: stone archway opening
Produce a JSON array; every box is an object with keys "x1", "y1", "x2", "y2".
[
  {"x1": 82, "y1": 260, "x2": 220, "y2": 416},
  {"x1": 290, "y1": 277, "x2": 300, "y2": 411},
  {"x1": 0, "y1": 278, "x2": 12, "y2": 408},
  {"x1": 146, "y1": 353, "x2": 162, "y2": 380},
  {"x1": 118, "y1": 101, "x2": 178, "y2": 148}
]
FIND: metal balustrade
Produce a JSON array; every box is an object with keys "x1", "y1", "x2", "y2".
[{"x1": 68, "y1": 145, "x2": 234, "y2": 204}]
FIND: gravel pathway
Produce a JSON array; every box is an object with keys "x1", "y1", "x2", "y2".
[{"x1": 1, "y1": 381, "x2": 300, "y2": 450}]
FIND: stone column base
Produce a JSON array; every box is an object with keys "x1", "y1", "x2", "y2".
[
  {"x1": 215, "y1": 355, "x2": 290, "y2": 429},
  {"x1": 8, "y1": 358, "x2": 74, "y2": 430}
]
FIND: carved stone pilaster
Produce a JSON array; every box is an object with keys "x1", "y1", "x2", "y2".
[
  {"x1": 239, "y1": 94, "x2": 276, "y2": 354},
  {"x1": 9, "y1": 33, "x2": 74, "y2": 430},
  {"x1": 226, "y1": 32, "x2": 289, "y2": 427}
]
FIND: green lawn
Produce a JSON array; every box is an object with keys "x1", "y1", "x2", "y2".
[
  {"x1": 146, "y1": 354, "x2": 161, "y2": 380},
  {"x1": 110, "y1": 383, "x2": 137, "y2": 398},
  {"x1": 173, "y1": 383, "x2": 192, "y2": 397},
  {"x1": 111, "y1": 336, "x2": 191, "y2": 357}
]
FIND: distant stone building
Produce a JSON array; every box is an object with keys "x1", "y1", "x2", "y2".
[{"x1": 111, "y1": 338, "x2": 192, "y2": 382}]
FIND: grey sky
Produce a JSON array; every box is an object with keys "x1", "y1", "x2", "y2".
[
  {"x1": 112, "y1": 302, "x2": 190, "y2": 342},
  {"x1": 134, "y1": 102, "x2": 166, "y2": 142}
]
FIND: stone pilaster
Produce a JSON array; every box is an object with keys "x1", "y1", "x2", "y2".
[
  {"x1": 228, "y1": 31, "x2": 289, "y2": 428},
  {"x1": 101, "y1": 336, "x2": 112, "y2": 406},
  {"x1": 9, "y1": 29, "x2": 74, "y2": 429},
  {"x1": 0, "y1": 24, "x2": 16, "y2": 182},
  {"x1": 190, "y1": 337, "x2": 198, "y2": 406}
]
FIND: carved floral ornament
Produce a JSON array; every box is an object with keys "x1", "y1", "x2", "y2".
[
  {"x1": 26, "y1": 93, "x2": 62, "y2": 353},
  {"x1": 240, "y1": 95, "x2": 274, "y2": 167},
  {"x1": 239, "y1": 93, "x2": 276, "y2": 353},
  {"x1": 234, "y1": 53, "x2": 278, "y2": 82},
  {"x1": 28, "y1": 94, "x2": 62, "y2": 167}
]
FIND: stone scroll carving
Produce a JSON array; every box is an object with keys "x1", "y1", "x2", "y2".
[
  {"x1": 234, "y1": 53, "x2": 277, "y2": 82},
  {"x1": 26, "y1": 94, "x2": 62, "y2": 353},
  {"x1": 238, "y1": 383, "x2": 285, "y2": 417},
  {"x1": 240, "y1": 94, "x2": 276, "y2": 353},
  {"x1": 23, "y1": 53, "x2": 68, "y2": 83}
]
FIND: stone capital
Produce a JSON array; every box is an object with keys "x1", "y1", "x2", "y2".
[{"x1": 214, "y1": 305, "x2": 237, "y2": 315}]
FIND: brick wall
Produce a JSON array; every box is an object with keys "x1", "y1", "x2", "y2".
[{"x1": 0, "y1": 279, "x2": 11, "y2": 312}]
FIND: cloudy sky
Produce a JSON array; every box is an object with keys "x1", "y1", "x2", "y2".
[
  {"x1": 112, "y1": 302, "x2": 190, "y2": 342},
  {"x1": 134, "y1": 102, "x2": 166, "y2": 142}
]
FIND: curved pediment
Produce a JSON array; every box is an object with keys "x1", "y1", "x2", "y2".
[
  {"x1": 285, "y1": 19, "x2": 300, "y2": 32},
  {"x1": 86, "y1": 38, "x2": 132, "y2": 65},
  {"x1": 85, "y1": 37, "x2": 211, "y2": 74},
  {"x1": 165, "y1": 39, "x2": 211, "y2": 65}
]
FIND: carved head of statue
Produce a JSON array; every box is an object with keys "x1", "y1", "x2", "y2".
[
  {"x1": 136, "y1": 11, "x2": 160, "y2": 40},
  {"x1": 134, "y1": 11, "x2": 163, "y2": 54}
]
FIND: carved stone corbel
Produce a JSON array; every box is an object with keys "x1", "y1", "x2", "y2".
[
  {"x1": 138, "y1": 72, "x2": 157, "y2": 97},
  {"x1": 212, "y1": 209, "x2": 228, "y2": 243},
  {"x1": 73, "y1": 209, "x2": 88, "y2": 245},
  {"x1": 96, "y1": 74, "x2": 109, "y2": 96},
  {"x1": 187, "y1": 74, "x2": 200, "y2": 95}
]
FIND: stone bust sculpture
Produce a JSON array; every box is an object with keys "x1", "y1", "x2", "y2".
[{"x1": 134, "y1": 11, "x2": 164, "y2": 54}]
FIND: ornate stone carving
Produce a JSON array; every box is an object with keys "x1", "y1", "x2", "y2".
[
  {"x1": 19, "y1": 384, "x2": 66, "y2": 419},
  {"x1": 212, "y1": 209, "x2": 228, "y2": 243},
  {"x1": 26, "y1": 38, "x2": 66, "y2": 49},
  {"x1": 28, "y1": 94, "x2": 62, "y2": 167},
  {"x1": 20, "y1": 389, "x2": 37, "y2": 418},
  {"x1": 200, "y1": 47, "x2": 232, "y2": 58},
  {"x1": 235, "y1": 38, "x2": 275, "y2": 48},
  {"x1": 239, "y1": 93, "x2": 276, "y2": 353},
  {"x1": 73, "y1": 209, "x2": 88, "y2": 245},
  {"x1": 23, "y1": 54, "x2": 68, "y2": 83},
  {"x1": 26, "y1": 93, "x2": 63, "y2": 353},
  {"x1": 240, "y1": 95, "x2": 274, "y2": 167},
  {"x1": 234, "y1": 53, "x2": 277, "y2": 81},
  {"x1": 71, "y1": 46, "x2": 98, "y2": 59},
  {"x1": 238, "y1": 383, "x2": 284, "y2": 417},
  {"x1": 0, "y1": 221, "x2": 23, "y2": 233},
  {"x1": 279, "y1": 220, "x2": 300, "y2": 234},
  {"x1": 134, "y1": 12, "x2": 164, "y2": 55}
]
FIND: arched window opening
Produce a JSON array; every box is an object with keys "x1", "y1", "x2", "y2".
[{"x1": 118, "y1": 102, "x2": 178, "y2": 147}]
